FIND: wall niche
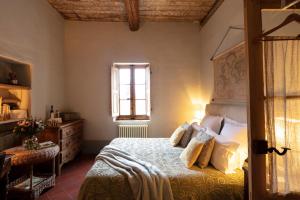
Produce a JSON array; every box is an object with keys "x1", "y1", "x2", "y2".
[
  {"x1": 0, "y1": 56, "x2": 31, "y2": 150},
  {"x1": 0, "y1": 56, "x2": 31, "y2": 88}
]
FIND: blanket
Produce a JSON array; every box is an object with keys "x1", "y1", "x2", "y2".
[{"x1": 96, "y1": 145, "x2": 174, "y2": 200}]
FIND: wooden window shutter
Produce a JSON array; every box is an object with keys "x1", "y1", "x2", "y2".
[
  {"x1": 145, "y1": 65, "x2": 151, "y2": 117},
  {"x1": 111, "y1": 64, "x2": 120, "y2": 118}
]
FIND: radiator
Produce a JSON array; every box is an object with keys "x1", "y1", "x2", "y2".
[{"x1": 118, "y1": 124, "x2": 148, "y2": 138}]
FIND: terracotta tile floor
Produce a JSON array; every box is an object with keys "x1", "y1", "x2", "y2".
[{"x1": 38, "y1": 154, "x2": 95, "y2": 200}]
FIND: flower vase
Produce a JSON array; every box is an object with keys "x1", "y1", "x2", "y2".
[{"x1": 23, "y1": 135, "x2": 40, "y2": 150}]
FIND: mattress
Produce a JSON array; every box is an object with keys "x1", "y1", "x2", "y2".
[{"x1": 78, "y1": 138, "x2": 244, "y2": 200}]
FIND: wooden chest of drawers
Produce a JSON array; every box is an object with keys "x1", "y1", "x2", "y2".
[{"x1": 38, "y1": 120, "x2": 84, "y2": 175}]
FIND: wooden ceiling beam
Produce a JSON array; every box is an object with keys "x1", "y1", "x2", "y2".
[
  {"x1": 199, "y1": 0, "x2": 224, "y2": 28},
  {"x1": 124, "y1": 0, "x2": 139, "y2": 31},
  {"x1": 261, "y1": 0, "x2": 300, "y2": 10},
  {"x1": 48, "y1": 0, "x2": 216, "y2": 24}
]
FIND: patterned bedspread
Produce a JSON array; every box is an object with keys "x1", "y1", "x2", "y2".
[{"x1": 78, "y1": 138, "x2": 244, "y2": 200}]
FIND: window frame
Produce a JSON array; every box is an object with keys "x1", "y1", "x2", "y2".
[{"x1": 113, "y1": 63, "x2": 150, "y2": 121}]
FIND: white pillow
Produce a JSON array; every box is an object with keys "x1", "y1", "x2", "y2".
[
  {"x1": 191, "y1": 123, "x2": 204, "y2": 131},
  {"x1": 200, "y1": 115, "x2": 223, "y2": 133},
  {"x1": 223, "y1": 117, "x2": 247, "y2": 128},
  {"x1": 192, "y1": 126, "x2": 218, "y2": 139},
  {"x1": 220, "y1": 118, "x2": 248, "y2": 169},
  {"x1": 206, "y1": 127, "x2": 219, "y2": 137},
  {"x1": 190, "y1": 123, "x2": 206, "y2": 139},
  {"x1": 181, "y1": 122, "x2": 190, "y2": 130},
  {"x1": 210, "y1": 134, "x2": 240, "y2": 174}
]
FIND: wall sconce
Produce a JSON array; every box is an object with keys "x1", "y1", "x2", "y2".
[
  {"x1": 190, "y1": 99, "x2": 205, "y2": 124},
  {"x1": 192, "y1": 110, "x2": 205, "y2": 124}
]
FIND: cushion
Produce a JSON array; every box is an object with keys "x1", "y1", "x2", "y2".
[
  {"x1": 180, "y1": 138, "x2": 204, "y2": 168},
  {"x1": 190, "y1": 123, "x2": 206, "y2": 139},
  {"x1": 210, "y1": 136, "x2": 240, "y2": 174},
  {"x1": 210, "y1": 134, "x2": 241, "y2": 174},
  {"x1": 181, "y1": 122, "x2": 190, "y2": 130},
  {"x1": 169, "y1": 126, "x2": 186, "y2": 146},
  {"x1": 220, "y1": 118, "x2": 248, "y2": 169},
  {"x1": 195, "y1": 130, "x2": 216, "y2": 168},
  {"x1": 191, "y1": 123, "x2": 204, "y2": 132},
  {"x1": 200, "y1": 115, "x2": 223, "y2": 134},
  {"x1": 224, "y1": 117, "x2": 246, "y2": 126},
  {"x1": 178, "y1": 123, "x2": 194, "y2": 147}
]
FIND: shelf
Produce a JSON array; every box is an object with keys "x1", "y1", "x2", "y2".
[
  {"x1": 13, "y1": 176, "x2": 48, "y2": 190},
  {"x1": 0, "y1": 83, "x2": 30, "y2": 90},
  {"x1": 0, "y1": 119, "x2": 23, "y2": 125},
  {"x1": 9, "y1": 174, "x2": 55, "y2": 199}
]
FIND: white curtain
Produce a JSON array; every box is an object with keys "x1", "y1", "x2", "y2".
[{"x1": 264, "y1": 39, "x2": 300, "y2": 194}]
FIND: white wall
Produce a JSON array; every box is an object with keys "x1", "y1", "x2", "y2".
[
  {"x1": 197, "y1": 0, "x2": 245, "y2": 103},
  {"x1": 64, "y1": 22, "x2": 203, "y2": 148},
  {"x1": 0, "y1": 0, "x2": 65, "y2": 119}
]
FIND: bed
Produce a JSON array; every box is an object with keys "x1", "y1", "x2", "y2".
[{"x1": 78, "y1": 103, "x2": 247, "y2": 200}]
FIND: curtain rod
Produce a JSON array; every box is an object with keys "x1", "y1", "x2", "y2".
[
  {"x1": 210, "y1": 26, "x2": 244, "y2": 61},
  {"x1": 259, "y1": 35, "x2": 300, "y2": 41}
]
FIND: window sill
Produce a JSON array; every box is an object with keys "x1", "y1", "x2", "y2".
[{"x1": 113, "y1": 119, "x2": 150, "y2": 124}]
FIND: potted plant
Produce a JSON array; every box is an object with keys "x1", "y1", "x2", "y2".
[{"x1": 13, "y1": 119, "x2": 45, "y2": 150}]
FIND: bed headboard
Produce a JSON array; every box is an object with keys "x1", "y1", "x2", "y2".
[{"x1": 205, "y1": 102, "x2": 247, "y2": 124}]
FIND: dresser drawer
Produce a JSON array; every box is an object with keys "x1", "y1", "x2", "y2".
[
  {"x1": 60, "y1": 123, "x2": 83, "y2": 139},
  {"x1": 60, "y1": 134, "x2": 81, "y2": 150},
  {"x1": 60, "y1": 143, "x2": 81, "y2": 164},
  {"x1": 39, "y1": 120, "x2": 84, "y2": 175}
]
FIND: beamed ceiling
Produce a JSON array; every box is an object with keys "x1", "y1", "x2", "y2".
[{"x1": 48, "y1": 0, "x2": 222, "y2": 31}]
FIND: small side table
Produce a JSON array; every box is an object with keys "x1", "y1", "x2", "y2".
[{"x1": 3, "y1": 144, "x2": 59, "y2": 200}]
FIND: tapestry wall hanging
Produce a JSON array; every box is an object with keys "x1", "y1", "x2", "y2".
[{"x1": 213, "y1": 42, "x2": 247, "y2": 103}]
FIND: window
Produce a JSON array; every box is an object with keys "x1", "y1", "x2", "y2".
[{"x1": 111, "y1": 63, "x2": 150, "y2": 120}]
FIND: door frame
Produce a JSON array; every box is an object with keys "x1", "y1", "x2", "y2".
[{"x1": 244, "y1": 0, "x2": 266, "y2": 199}]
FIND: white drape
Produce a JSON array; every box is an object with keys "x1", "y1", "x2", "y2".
[{"x1": 264, "y1": 39, "x2": 300, "y2": 194}]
